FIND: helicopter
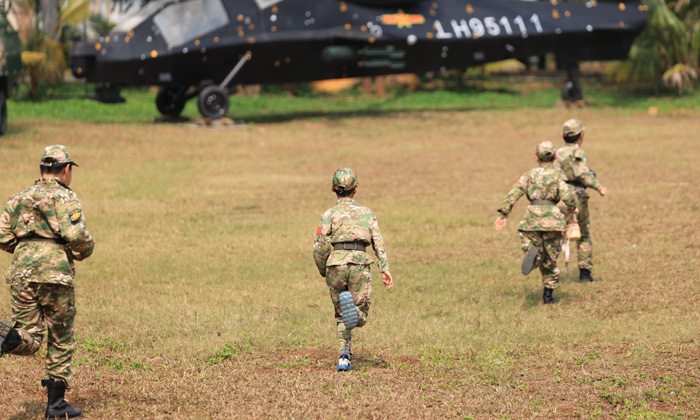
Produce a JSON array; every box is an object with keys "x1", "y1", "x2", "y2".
[{"x1": 70, "y1": 0, "x2": 647, "y2": 119}]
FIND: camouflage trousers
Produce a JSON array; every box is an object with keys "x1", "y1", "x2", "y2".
[
  {"x1": 326, "y1": 264, "x2": 372, "y2": 354},
  {"x1": 575, "y1": 195, "x2": 593, "y2": 271},
  {"x1": 8, "y1": 282, "x2": 77, "y2": 386},
  {"x1": 519, "y1": 230, "x2": 564, "y2": 289}
]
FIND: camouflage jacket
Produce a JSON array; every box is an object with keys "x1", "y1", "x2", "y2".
[
  {"x1": 555, "y1": 143, "x2": 601, "y2": 198},
  {"x1": 497, "y1": 164, "x2": 576, "y2": 231},
  {"x1": 0, "y1": 178, "x2": 94, "y2": 285},
  {"x1": 313, "y1": 197, "x2": 389, "y2": 276}
]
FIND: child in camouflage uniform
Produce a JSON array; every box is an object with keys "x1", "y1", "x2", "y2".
[
  {"x1": 495, "y1": 142, "x2": 576, "y2": 304},
  {"x1": 313, "y1": 168, "x2": 393, "y2": 370},
  {"x1": 0, "y1": 145, "x2": 94, "y2": 419},
  {"x1": 555, "y1": 119, "x2": 607, "y2": 282}
]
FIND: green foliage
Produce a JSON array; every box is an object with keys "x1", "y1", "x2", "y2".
[
  {"x1": 79, "y1": 337, "x2": 131, "y2": 354},
  {"x1": 88, "y1": 12, "x2": 115, "y2": 35},
  {"x1": 130, "y1": 361, "x2": 151, "y2": 371},
  {"x1": 600, "y1": 390, "x2": 620, "y2": 405},
  {"x1": 611, "y1": 0, "x2": 700, "y2": 93},
  {"x1": 12, "y1": 0, "x2": 89, "y2": 99},
  {"x1": 206, "y1": 342, "x2": 253, "y2": 365},
  {"x1": 207, "y1": 344, "x2": 237, "y2": 364},
  {"x1": 106, "y1": 356, "x2": 127, "y2": 372}
]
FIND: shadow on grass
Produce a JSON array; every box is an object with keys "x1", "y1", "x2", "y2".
[
  {"x1": 522, "y1": 287, "x2": 543, "y2": 309},
  {"x1": 354, "y1": 354, "x2": 391, "y2": 370},
  {"x1": 238, "y1": 106, "x2": 489, "y2": 124},
  {"x1": 238, "y1": 84, "x2": 521, "y2": 124},
  {"x1": 8, "y1": 400, "x2": 44, "y2": 420},
  {"x1": 522, "y1": 285, "x2": 582, "y2": 308}
]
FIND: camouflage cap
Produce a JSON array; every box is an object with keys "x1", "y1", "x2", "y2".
[
  {"x1": 332, "y1": 168, "x2": 358, "y2": 193},
  {"x1": 40, "y1": 145, "x2": 79, "y2": 167},
  {"x1": 562, "y1": 119, "x2": 585, "y2": 137},
  {"x1": 535, "y1": 141, "x2": 556, "y2": 160}
]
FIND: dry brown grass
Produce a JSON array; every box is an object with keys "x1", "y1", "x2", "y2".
[{"x1": 0, "y1": 108, "x2": 699, "y2": 419}]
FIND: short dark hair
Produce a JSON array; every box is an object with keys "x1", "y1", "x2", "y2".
[
  {"x1": 564, "y1": 133, "x2": 581, "y2": 143},
  {"x1": 40, "y1": 159, "x2": 71, "y2": 176},
  {"x1": 539, "y1": 154, "x2": 555, "y2": 163},
  {"x1": 334, "y1": 187, "x2": 356, "y2": 197}
]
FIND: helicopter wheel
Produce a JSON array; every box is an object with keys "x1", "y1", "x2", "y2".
[
  {"x1": 0, "y1": 91, "x2": 7, "y2": 136},
  {"x1": 156, "y1": 86, "x2": 186, "y2": 117},
  {"x1": 197, "y1": 86, "x2": 229, "y2": 119},
  {"x1": 561, "y1": 84, "x2": 581, "y2": 102}
]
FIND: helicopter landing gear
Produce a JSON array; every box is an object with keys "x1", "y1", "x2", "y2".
[
  {"x1": 197, "y1": 86, "x2": 229, "y2": 119},
  {"x1": 195, "y1": 50, "x2": 252, "y2": 120},
  {"x1": 156, "y1": 86, "x2": 187, "y2": 117},
  {"x1": 154, "y1": 51, "x2": 252, "y2": 120},
  {"x1": 561, "y1": 61, "x2": 585, "y2": 106}
]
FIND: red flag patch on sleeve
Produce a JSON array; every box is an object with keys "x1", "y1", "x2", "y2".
[
  {"x1": 68, "y1": 210, "x2": 82, "y2": 223},
  {"x1": 316, "y1": 225, "x2": 322, "y2": 234}
]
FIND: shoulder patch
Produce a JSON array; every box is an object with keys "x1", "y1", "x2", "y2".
[
  {"x1": 316, "y1": 225, "x2": 322, "y2": 235},
  {"x1": 68, "y1": 210, "x2": 82, "y2": 223}
]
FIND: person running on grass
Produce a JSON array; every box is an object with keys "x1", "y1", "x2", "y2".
[
  {"x1": 495, "y1": 142, "x2": 576, "y2": 304},
  {"x1": 313, "y1": 168, "x2": 393, "y2": 371},
  {"x1": 0, "y1": 145, "x2": 94, "y2": 419}
]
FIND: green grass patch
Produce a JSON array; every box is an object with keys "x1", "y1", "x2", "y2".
[
  {"x1": 0, "y1": 99, "x2": 698, "y2": 418},
  {"x1": 8, "y1": 77, "x2": 700, "y2": 125}
]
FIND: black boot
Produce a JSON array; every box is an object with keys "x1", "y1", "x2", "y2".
[
  {"x1": 579, "y1": 268, "x2": 596, "y2": 283},
  {"x1": 43, "y1": 379, "x2": 82, "y2": 419},
  {"x1": 0, "y1": 320, "x2": 20, "y2": 357},
  {"x1": 543, "y1": 288, "x2": 559, "y2": 304},
  {"x1": 521, "y1": 246, "x2": 540, "y2": 275}
]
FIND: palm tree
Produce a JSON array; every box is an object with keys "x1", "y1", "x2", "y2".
[
  {"x1": 87, "y1": 11, "x2": 115, "y2": 35},
  {"x1": 611, "y1": 0, "x2": 700, "y2": 94},
  {"x1": 12, "y1": 0, "x2": 89, "y2": 98}
]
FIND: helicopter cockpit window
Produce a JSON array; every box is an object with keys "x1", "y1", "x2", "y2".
[
  {"x1": 113, "y1": 1, "x2": 168, "y2": 33},
  {"x1": 254, "y1": 0, "x2": 284, "y2": 10},
  {"x1": 153, "y1": 0, "x2": 230, "y2": 47}
]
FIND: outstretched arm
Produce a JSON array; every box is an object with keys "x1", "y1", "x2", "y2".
[
  {"x1": 573, "y1": 150, "x2": 605, "y2": 195},
  {"x1": 495, "y1": 172, "x2": 527, "y2": 231}
]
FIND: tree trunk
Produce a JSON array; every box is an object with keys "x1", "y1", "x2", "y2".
[{"x1": 29, "y1": 67, "x2": 40, "y2": 99}]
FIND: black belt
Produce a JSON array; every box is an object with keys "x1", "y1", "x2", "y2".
[
  {"x1": 565, "y1": 181, "x2": 584, "y2": 187},
  {"x1": 333, "y1": 242, "x2": 367, "y2": 251},
  {"x1": 18, "y1": 236, "x2": 66, "y2": 245},
  {"x1": 530, "y1": 200, "x2": 557, "y2": 206}
]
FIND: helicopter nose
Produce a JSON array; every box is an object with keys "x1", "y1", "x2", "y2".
[
  {"x1": 71, "y1": 56, "x2": 92, "y2": 79},
  {"x1": 70, "y1": 41, "x2": 96, "y2": 79}
]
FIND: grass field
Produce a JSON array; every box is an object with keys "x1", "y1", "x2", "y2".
[{"x1": 0, "y1": 85, "x2": 699, "y2": 419}]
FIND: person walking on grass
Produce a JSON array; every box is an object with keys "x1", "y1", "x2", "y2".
[
  {"x1": 0, "y1": 145, "x2": 94, "y2": 419},
  {"x1": 494, "y1": 142, "x2": 576, "y2": 304},
  {"x1": 555, "y1": 119, "x2": 607, "y2": 283},
  {"x1": 313, "y1": 168, "x2": 393, "y2": 371}
]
